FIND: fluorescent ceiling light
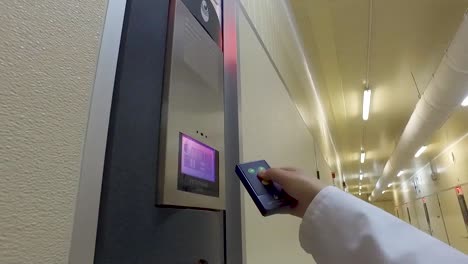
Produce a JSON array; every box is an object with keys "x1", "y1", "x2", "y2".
[
  {"x1": 359, "y1": 173, "x2": 363, "y2": 181},
  {"x1": 414, "y1": 146, "x2": 427, "y2": 158},
  {"x1": 363, "y1": 89, "x2": 372, "y2": 120},
  {"x1": 388, "y1": 183, "x2": 393, "y2": 187},
  {"x1": 462, "y1": 95, "x2": 468, "y2": 107},
  {"x1": 360, "y1": 151, "x2": 366, "y2": 163},
  {"x1": 382, "y1": 190, "x2": 385, "y2": 194},
  {"x1": 359, "y1": 186, "x2": 362, "y2": 190},
  {"x1": 397, "y1": 171, "x2": 403, "y2": 177}
]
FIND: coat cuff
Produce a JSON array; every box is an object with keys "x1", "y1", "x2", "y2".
[{"x1": 299, "y1": 186, "x2": 337, "y2": 254}]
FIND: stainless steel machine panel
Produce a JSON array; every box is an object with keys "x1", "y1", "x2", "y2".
[{"x1": 158, "y1": 0, "x2": 225, "y2": 210}]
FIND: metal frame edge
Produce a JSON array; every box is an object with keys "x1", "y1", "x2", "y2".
[
  {"x1": 68, "y1": 0, "x2": 127, "y2": 263},
  {"x1": 223, "y1": 0, "x2": 244, "y2": 263}
]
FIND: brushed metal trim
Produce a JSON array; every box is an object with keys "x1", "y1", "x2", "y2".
[
  {"x1": 68, "y1": 1, "x2": 127, "y2": 263},
  {"x1": 223, "y1": 0, "x2": 243, "y2": 262},
  {"x1": 157, "y1": 0, "x2": 225, "y2": 210}
]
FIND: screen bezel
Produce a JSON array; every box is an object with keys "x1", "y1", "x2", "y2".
[{"x1": 177, "y1": 133, "x2": 220, "y2": 197}]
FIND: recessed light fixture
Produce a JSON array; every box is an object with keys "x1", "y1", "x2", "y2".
[
  {"x1": 359, "y1": 192, "x2": 362, "y2": 196},
  {"x1": 359, "y1": 186, "x2": 362, "y2": 190},
  {"x1": 360, "y1": 151, "x2": 366, "y2": 164},
  {"x1": 415, "y1": 146, "x2": 427, "y2": 158},
  {"x1": 359, "y1": 173, "x2": 364, "y2": 181},
  {"x1": 397, "y1": 171, "x2": 404, "y2": 177},
  {"x1": 462, "y1": 95, "x2": 468, "y2": 107},
  {"x1": 363, "y1": 89, "x2": 372, "y2": 121}
]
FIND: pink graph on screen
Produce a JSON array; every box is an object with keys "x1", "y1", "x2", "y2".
[{"x1": 181, "y1": 135, "x2": 216, "y2": 182}]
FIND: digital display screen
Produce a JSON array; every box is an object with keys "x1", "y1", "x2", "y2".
[{"x1": 180, "y1": 134, "x2": 216, "y2": 182}]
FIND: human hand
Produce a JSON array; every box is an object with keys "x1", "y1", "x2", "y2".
[{"x1": 258, "y1": 168, "x2": 326, "y2": 218}]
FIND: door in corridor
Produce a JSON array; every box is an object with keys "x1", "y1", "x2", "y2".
[
  {"x1": 395, "y1": 207, "x2": 401, "y2": 219},
  {"x1": 401, "y1": 203, "x2": 419, "y2": 228},
  {"x1": 400, "y1": 205, "x2": 410, "y2": 223},
  {"x1": 407, "y1": 202, "x2": 420, "y2": 229},
  {"x1": 438, "y1": 187, "x2": 468, "y2": 254},
  {"x1": 414, "y1": 198, "x2": 431, "y2": 235},
  {"x1": 425, "y1": 194, "x2": 449, "y2": 244}
]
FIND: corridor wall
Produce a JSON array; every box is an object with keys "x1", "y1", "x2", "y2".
[
  {"x1": 393, "y1": 113, "x2": 468, "y2": 252},
  {"x1": 238, "y1": 7, "x2": 336, "y2": 264}
]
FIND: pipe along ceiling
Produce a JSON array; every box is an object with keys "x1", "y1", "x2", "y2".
[{"x1": 371, "y1": 12, "x2": 468, "y2": 201}]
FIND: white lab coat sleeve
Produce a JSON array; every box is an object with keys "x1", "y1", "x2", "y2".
[{"x1": 299, "y1": 186, "x2": 468, "y2": 263}]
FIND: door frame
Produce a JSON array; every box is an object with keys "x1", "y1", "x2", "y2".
[{"x1": 68, "y1": 0, "x2": 243, "y2": 263}]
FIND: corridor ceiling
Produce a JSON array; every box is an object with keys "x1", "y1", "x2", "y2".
[{"x1": 289, "y1": 0, "x2": 468, "y2": 199}]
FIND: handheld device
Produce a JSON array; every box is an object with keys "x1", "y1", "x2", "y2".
[{"x1": 235, "y1": 160, "x2": 296, "y2": 216}]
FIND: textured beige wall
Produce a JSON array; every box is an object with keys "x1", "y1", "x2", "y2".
[
  {"x1": 0, "y1": 0, "x2": 107, "y2": 263},
  {"x1": 239, "y1": 9, "x2": 337, "y2": 264}
]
